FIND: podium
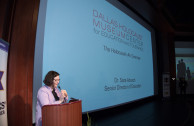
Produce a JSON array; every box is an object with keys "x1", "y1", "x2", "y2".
[{"x1": 42, "y1": 100, "x2": 82, "y2": 126}]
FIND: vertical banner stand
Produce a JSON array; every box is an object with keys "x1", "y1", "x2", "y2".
[{"x1": 0, "y1": 39, "x2": 9, "y2": 126}]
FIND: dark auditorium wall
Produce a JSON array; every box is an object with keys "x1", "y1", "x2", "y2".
[
  {"x1": 0, "y1": 0, "x2": 178, "y2": 125},
  {"x1": 119, "y1": 0, "x2": 176, "y2": 97}
]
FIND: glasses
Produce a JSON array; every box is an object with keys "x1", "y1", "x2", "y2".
[{"x1": 54, "y1": 79, "x2": 60, "y2": 81}]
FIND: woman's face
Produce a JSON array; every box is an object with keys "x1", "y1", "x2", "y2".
[{"x1": 52, "y1": 75, "x2": 60, "y2": 88}]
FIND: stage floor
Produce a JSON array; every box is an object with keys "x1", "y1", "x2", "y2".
[{"x1": 82, "y1": 95, "x2": 194, "y2": 126}]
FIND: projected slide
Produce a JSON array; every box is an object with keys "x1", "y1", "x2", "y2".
[{"x1": 42, "y1": 0, "x2": 154, "y2": 112}]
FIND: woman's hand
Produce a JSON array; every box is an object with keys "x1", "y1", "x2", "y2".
[
  {"x1": 59, "y1": 94, "x2": 65, "y2": 103},
  {"x1": 61, "y1": 90, "x2": 68, "y2": 98}
]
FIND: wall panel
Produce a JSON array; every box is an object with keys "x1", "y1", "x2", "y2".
[{"x1": 4, "y1": 0, "x2": 40, "y2": 126}]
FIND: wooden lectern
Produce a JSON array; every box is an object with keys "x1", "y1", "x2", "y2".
[{"x1": 42, "y1": 100, "x2": 82, "y2": 126}]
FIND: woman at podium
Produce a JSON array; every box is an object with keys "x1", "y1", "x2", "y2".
[{"x1": 35, "y1": 71, "x2": 68, "y2": 126}]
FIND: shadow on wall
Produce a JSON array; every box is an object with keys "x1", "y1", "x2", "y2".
[{"x1": 8, "y1": 95, "x2": 31, "y2": 126}]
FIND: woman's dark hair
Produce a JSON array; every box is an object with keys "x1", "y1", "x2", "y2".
[{"x1": 43, "y1": 71, "x2": 60, "y2": 86}]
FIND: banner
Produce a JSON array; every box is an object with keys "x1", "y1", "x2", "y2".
[{"x1": 0, "y1": 39, "x2": 9, "y2": 126}]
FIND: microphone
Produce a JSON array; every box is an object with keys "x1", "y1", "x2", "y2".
[
  {"x1": 58, "y1": 85, "x2": 61, "y2": 90},
  {"x1": 58, "y1": 85, "x2": 68, "y2": 97}
]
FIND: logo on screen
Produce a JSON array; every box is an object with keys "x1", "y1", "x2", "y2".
[{"x1": 0, "y1": 71, "x2": 4, "y2": 90}]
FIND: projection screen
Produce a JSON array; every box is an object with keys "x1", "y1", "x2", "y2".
[{"x1": 33, "y1": 0, "x2": 158, "y2": 123}]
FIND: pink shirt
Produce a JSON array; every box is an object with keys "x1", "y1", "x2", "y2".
[{"x1": 35, "y1": 85, "x2": 68, "y2": 126}]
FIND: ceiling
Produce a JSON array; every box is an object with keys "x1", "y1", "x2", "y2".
[
  {"x1": 163, "y1": 0, "x2": 194, "y2": 32},
  {"x1": 148, "y1": 0, "x2": 194, "y2": 33}
]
